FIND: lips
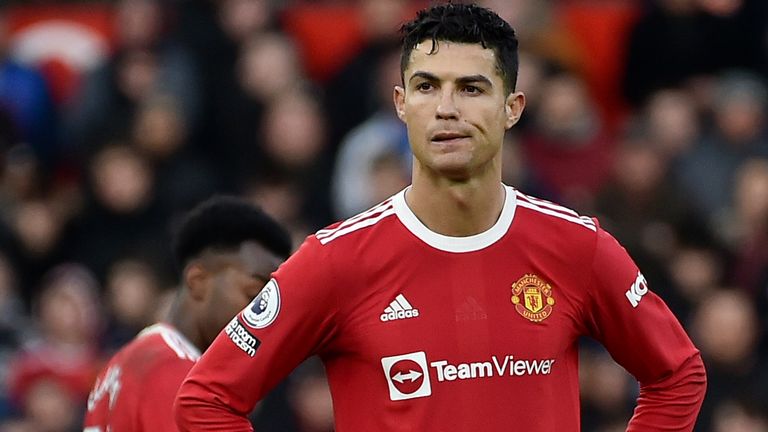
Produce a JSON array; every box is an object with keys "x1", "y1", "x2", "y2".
[{"x1": 431, "y1": 132, "x2": 469, "y2": 142}]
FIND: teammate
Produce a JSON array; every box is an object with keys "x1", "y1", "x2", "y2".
[
  {"x1": 84, "y1": 196, "x2": 291, "y2": 431},
  {"x1": 175, "y1": 4, "x2": 706, "y2": 431}
]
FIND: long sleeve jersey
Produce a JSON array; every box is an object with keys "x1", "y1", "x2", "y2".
[{"x1": 175, "y1": 186, "x2": 706, "y2": 431}]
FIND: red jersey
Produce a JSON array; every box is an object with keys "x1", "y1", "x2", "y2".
[
  {"x1": 176, "y1": 186, "x2": 705, "y2": 431},
  {"x1": 85, "y1": 323, "x2": 200, "y2": 432}
]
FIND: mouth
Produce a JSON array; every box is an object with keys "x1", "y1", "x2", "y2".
[{"x1": 430, "y1": 132, "x2": 470, "y2": 143}]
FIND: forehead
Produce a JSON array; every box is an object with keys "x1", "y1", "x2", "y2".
[
  {"x1": 205, "y1": 241, "x2": 283, "y2": 273},
  {"x1": 236, "y1": 241, "x2": 283, "y2": 272},
  {"x1": 405, "y1": 41, "x2": 500, "y2": 81}
]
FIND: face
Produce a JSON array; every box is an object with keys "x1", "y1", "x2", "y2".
[
  {"x1": 198, "y1": 241, "x2": 284, "y2": 346},
  {"x1": 394, "y1": 41, "x2": 524, "y2": 181},
  {"x1": 91, "y1": 146, "x2": 152, "y2": 213}
]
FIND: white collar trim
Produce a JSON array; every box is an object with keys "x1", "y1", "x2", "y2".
[{"x1": 392, "y1": 184, "x2": 517, "y2": 253}]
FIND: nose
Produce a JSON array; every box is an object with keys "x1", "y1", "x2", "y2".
[{"x1": 435, "y1": 88, "x2": 459, "y2": 120}]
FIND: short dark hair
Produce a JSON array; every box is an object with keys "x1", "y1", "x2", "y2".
[
  {"x1": 172, "y1": 196, "x2": 292, "y2": 269},
  {"x1": 399, "y1": 3, "x2": 519, "y2": 94}
]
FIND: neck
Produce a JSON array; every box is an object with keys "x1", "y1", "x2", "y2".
[
  {"x1": 167, "y1": 290, "x2": 205, "y2": 352},
  {"x1": 407, "y1": 164, "x2": 505, "y2": 237}
]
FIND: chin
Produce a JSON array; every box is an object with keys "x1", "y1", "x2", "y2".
[
  {"x1": 415, "y1": 152, "x2": 479, "y2": 180},
  {"x1": 431, "y1": 164, "x2": 474, "y2": 182},
  {"x1": 435, "y1": 154, "x2": 475, "y2": 173}
]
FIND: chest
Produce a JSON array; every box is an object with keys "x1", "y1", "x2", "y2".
[{"x1": 334, "y1": 249, "x2": 588, "y2": 366}]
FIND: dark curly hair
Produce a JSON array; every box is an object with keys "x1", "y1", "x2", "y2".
[
  {"x1": 172, "y1": 196, "x2": 292, "y2": 270},
  {"x1": 399, "y1": 3, "x2": 519, "y2": 94}
]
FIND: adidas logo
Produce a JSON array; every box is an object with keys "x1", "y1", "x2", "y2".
[
  {"x1": 455, "y1": 296, "x2": 488, "y2": 322},
  {"x1": 380, "y1": 294, "x2": 419, "y2": 322}
]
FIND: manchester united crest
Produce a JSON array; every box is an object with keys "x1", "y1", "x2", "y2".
[{"x1": 511, "y1": 274, "x2": 555, "y2": 322}]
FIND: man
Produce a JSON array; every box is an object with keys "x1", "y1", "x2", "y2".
[
  {"x1": 175, "y1": 4, "x2": 706, "y2": 431},
  {"x1": 84, "y1": 196, "x2": 291, "y2": 431}
]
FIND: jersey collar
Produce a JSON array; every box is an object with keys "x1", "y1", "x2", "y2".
[{"x1": 392, "y1": 184, "x2": 517, "y2": 253}]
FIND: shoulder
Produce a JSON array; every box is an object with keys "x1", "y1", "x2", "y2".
[
  {"x1": 512, "y1": 193, "x2": 639, "y2": 285},
  {"x1": 313, "y1": 197, "x2": 398, "y2": 247},
  {"x1": 510, "y1": 190, "x2": 606, "y2": 282},
  {"x1": 274, "y1": 196, "x2": 402, "y2": 293},
  {"x1": 513, "y1": 190, "x2": 598, "y2": 236},
  {"x1": 136, "y1": 324, "x2": 200, "y2": 362},
  {"x1": 86, "y1": 327, "x2": 195, "y2": 419},
  {"x1": 115, "y1": 325, "x2": 198, "y2": 380}
]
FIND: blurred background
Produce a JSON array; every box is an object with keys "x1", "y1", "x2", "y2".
[{"x1": 0, "y1": 0, "x2": 765, "y2": 431}]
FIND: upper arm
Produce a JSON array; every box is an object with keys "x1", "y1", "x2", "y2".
[{"x1": 177, "y1": 236, "x2": 340, "y2": 419}]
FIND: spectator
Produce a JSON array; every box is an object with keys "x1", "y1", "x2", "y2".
[
  {"x1": 332, "y1": 45, "x2": 410, "y2": 218},
  {"x1": 623, "y1": 0, "x2": 767, "y2": 106},
  {"x1": 252, "y1": 88, "x2": 333, "y2": 230},
  {"x1": 642, "y1": 88, "x2": 701, "y2": 161},
  {"x1": 131, "y1": 95, "x2": 218, "y2": 216},
  {"x1": 66, "y1": 0, "x2": 199, "y2": 157},
  {"x1": 174, "y1": 0, "x2": 277, "y2": 168},
  {"x1": 521, "y1": 71, "x2": 615, "y2": 208},
  {"x1": 101, "y1": 258, "x2": 162, "y2": 352},
  {"x1": 721, "y1": 159, "x2": 768, "y2": 297},
  {"x1": 214, "y1": 32, "x2": 308, "y2": 191},
  {"x1": 67, "y1": 145, "x2": 167, "y2": 281},
  {"x1": 323, "y1": 0, "x2": 411, "y2": 152},
  {"x1": 579, "y1": 347, "x2": 635, "y2": 431},
  {"x1": 0, "y1": 7, "x2": 58, "y2": 169},
  {"x1": 676, "y1": 71, "x2": 768, "y2": 225},
  {"x1": 711, "y1": 399, "x2": 768, "y2": 432},
  {"x1": 6, "y1": 265, "x2": 103, "y2": 427},
  {"x1": 0, "y1": 253, "x2": 27, "y2": 420},
  {"x1": 692, "y1": 289, "x2": 768, "y2": 430}
]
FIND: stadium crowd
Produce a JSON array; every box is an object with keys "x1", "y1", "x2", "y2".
[{"x1": 0, "y1": 0, "x2": 766, "y2": 431}]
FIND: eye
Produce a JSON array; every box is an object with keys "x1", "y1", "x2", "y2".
[
  {"x1": 416, "y1": 82, "x2": 434, "y2": 92},
  {"x1": 463, "y1": 85, "x2": 482, "y2": 95}
]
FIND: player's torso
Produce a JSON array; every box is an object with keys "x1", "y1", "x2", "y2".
[{"x1": 321, "y1": 194, "x2": 597, "y2": 431}]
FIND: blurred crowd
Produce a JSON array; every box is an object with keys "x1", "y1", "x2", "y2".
[{"x1": 0, "y1": 0, "x2": 766, "y2": 431}]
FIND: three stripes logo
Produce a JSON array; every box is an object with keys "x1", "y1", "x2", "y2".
[{"x1": 381, "y1": 294, "x2": 420, "y2": 322}]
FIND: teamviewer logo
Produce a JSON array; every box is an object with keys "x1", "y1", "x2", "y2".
[{"x1": 381, "y1": 351, "x2": 431, "y2": 401}]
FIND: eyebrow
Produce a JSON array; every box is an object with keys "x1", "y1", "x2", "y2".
[
  {"x1": 457, "y1": 75, "x2": 493, "y2": 87},
  {"x1": 409, "y1": 71, "x2": 439, "y2": 83},
  {"x1": 409, "y1": 71, "x2": 493, "y2": 87}
]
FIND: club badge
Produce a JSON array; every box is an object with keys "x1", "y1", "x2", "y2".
[{"x1": 511, "y1": 274, "x2": 555, "y2": 323}]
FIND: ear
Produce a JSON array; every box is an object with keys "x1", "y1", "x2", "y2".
[
  {"x1": 184, "y1": 263, "x2": 210, "y2": 302},
  {"x1": 393, "y1": 85, "x2": 406, "y2": 122},
  {"x1": 504, "y1": 91, "x2": 526, "y2": 130}
]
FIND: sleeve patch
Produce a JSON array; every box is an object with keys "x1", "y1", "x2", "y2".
[
  {"x1": 625, "y1": 272, "x2": 649, "y2": 308},
  {"x1": 241, "y1": 279, "x2": 281, "y2": 329},
  {"x1": 225, "y1": 318, "x2": 261, "y2": 357}
]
